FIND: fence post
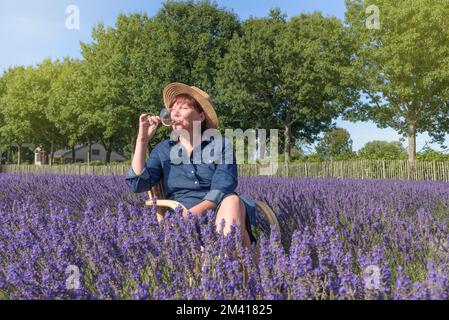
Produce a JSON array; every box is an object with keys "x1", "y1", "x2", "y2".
[
  {"x1": 433, "y1": 160, "x2": 437, "y2": 181},
  {"x1": 340, "y1": 161, "x2": 344, "y2": 179},
  {"x1": 407, "y1": 161, "x2": 410, "y2": 180}
]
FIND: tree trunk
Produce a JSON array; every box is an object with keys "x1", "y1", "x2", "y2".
[
  {"x1": 17, "y1": 143, "x2": 22, "y2": 165},
  {"x1": 407, "y1": 123, "x2": 416, "y2": 163},
  {"x1": 106, "y1": 145, "x2": 112, "y2": 163},
  {"x1": 284, "y1": 118, "x2": 291, "y2": 163},
  {"x1": 50, "y1": 140, "x2": 54, "y2": 166},
  {"x1": 100, "y1": 139, "x2": 113, "y2": 163},
  {"x1": 87, "y1": 141, "x2": 92, "y2": 164},
  {"x1": 407, "y1": 122, "x2": 416, "y2": 179},
  {"x1": 72, "y1": 146, "x2": 75, "y2": 163}
]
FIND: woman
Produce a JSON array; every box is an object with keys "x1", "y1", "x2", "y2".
[{"x1": 125, "y1": 82, "x2": 257, "y2": 247}]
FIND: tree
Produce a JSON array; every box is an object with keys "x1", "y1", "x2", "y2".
[
  {"x1": 80, "y1": 16, "x2": 143, "y2": 163},
  {"x1": 345, "y1": 0, "x2": 449, "y2": 163},
  {"x1": 32, "y1": 59, "x2": 67, "y2": 164},
  {"x1": 48, "y1": 58, "x2": 101, "y2": 164},
  {"x1": 151, "y1": 0, "x2": 241, "y2": 98},
  {"x1": 316, "y1": 127, "x2": 355, "y2": 160},
  {"x1": 216, "y1": 9, "x2": 359, "y2": 163},
  {"x1": 0, "y1": 66, "x2": 32, "y2": 164},
  {"x1": 358, "y1": 141, "x2": 407, "y2": 160},
  {"x1": 0, "y1": 60, "x2": 69, "y2": 165}
]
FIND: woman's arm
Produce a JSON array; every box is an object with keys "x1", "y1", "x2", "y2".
[
  {"x1": 131, "y1": 137, "x2": 149, "y2": 175},
  {"x1": 132, "y1": 113, "x2": 160, "y2": 174},
  {"x1": 125, "y1": 141, "x2": 163, "y2": 193},
  {"x1": 125, "y1": 114, "x2": 162, "y2": 193},
  {"x1": 184, "y1": 199, "x2": 216, "y2": 220}
]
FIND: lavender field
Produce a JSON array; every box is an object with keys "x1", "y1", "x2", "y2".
[{"x1": 0, "y1": 172, "x2": 449, "y2": 300}]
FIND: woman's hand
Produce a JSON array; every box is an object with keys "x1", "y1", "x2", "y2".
[
  {"x1": 138, "y1": 114, "x2": 161, "y2": 142},
  {"x1": 186, "y1": 200, "x2": 217, "y2": 220},
  {"x1": 183, "y1": 207, "x2": 201, "y2": 221}
]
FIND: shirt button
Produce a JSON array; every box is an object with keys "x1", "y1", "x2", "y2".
[
  {"x1": 191, "y1": 170, "x2": 194, "y2": 173},
  {"x1": 194, "y1": 181, "x2": 198, "y2": 184}
]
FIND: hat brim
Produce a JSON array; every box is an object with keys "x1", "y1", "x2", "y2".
[{"x1": 163, "y1": 82, "x2": 218, "y2": 129}]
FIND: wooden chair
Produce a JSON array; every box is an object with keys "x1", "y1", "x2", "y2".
[
  {"x1": 145, "y1": 180, "x2": 280, "y2": 236},
  {"x1": 145, "y1": 180, "x2": 280, "y2": 287}
]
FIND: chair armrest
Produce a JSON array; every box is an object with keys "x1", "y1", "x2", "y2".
[
  {"x1": 145, "y1": 199, "x2": 188, "y2": 222},
  {"x1": 254, "y1": 200, "x2": 280, "y2": 235}
]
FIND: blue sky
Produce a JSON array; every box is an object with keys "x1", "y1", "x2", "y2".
[{"x1": 0, "y1": 0, "x2": 447, "y2": 152}]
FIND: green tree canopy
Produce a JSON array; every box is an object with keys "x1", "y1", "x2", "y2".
[
  {"x1": 80, "y1": 14, "x2": 145, "y2": 162},
  {"x1": 216, "y1": 9, "x2": 359, "y2": 162},
  {"x1": 0, "y1": 60, "x2": 64, "y2": 164},
  {"x1": 358, "y1": 140, "x2": 407, "y2": 160},
  {"x1": 345, "y1": 0, "x2": 449, "y2": 162},
  {"x1": 152, "y1": 0, "x2": 241, "y2": 97},
  {"x1": 47, "y1": 58, "x2": 100, "y2": 163},
  {"x1": 0, "y1": 66, "x2": 34, "y2": 163},
  {"x1": 316, "y1": 127, "x2": 355, "y2": 160}
]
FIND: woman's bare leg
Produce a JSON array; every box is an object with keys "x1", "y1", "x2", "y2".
[{"x1": 215, "y1": 195, "x2": 251, "y2": 248}]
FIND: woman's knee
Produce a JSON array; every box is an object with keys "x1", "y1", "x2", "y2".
[
  {"x1": 217, "y1": 195, "x2": 246, "y2": 222},
  {"x1": 222, "y1": 194, "x2": 241, "y2": 207}
]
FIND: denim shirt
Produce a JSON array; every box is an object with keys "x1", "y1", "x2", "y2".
[{"x1": 125, "y1": 136, "x2": 238, "y2": 209}]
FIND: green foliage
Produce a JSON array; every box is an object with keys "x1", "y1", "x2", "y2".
[
  {"x1": 0, "y1": 66, "x2": 37, "y2": 147},
  {"x1": 291, "y1": 154, "x2": 326, "y2": 163},
  {"x1": 315, "y1": 128, "x2": 355, "y2": 160},
  {"x1": 416, "y1": 147, "x2": 449, "y2": 161},
  {"x1": 48, "y1": 58, "x2": 95, "y2": 151},
  {"x1": 216, "y1": 9, "x2": 360, "y2": 160},
  {"x1": 7, "y1": 146, "x2": 34, "y2": 164},
  {"x1": 344, "y1": 0, "x2": 449, "y2": 161},
  {"x1": 152, "y1": 0, "x2": 241, "y2": 97},
  {"x1": 80, "y1": 14, "x2": 147, "y2": 160},
  {"x1": 358, "y1": 141, "x2": 407, "y2": 160},
  {"x1": 0, "y1": 61, "x2": 67, "y2": 164}
]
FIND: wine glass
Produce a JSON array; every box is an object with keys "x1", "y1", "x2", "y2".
[{"x1": 159, "y1": 108, "x2": 174, "y2": 126}]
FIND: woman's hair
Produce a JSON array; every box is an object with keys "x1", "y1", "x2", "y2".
[{"x1": 169, "y1": 94, "x2": 207, "y2": 133}]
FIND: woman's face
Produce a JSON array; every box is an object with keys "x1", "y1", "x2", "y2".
[{"x1": 169, "y1": 100, "x2": 205, "y2": 132}]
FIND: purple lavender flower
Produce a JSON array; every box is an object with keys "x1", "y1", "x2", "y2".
[{"x1": 0, "y1": 173, "x2": 448, "y2": 299}]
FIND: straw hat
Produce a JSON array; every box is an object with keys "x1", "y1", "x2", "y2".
[{"x1": 163, "y1": 82, "x2": 218, "y2": 129}]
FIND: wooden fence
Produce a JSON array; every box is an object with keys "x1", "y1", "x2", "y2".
[{"x1": 1, "y1": 160, "x2": 449, "y2": 182}]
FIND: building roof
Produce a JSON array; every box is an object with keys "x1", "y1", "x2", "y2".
[
  {"x1": 53, "y1": 142, "x2": 126, "y2": 159},
  {"x1": 53, "y1": 143, "x2": 85, "y2": 157}
]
